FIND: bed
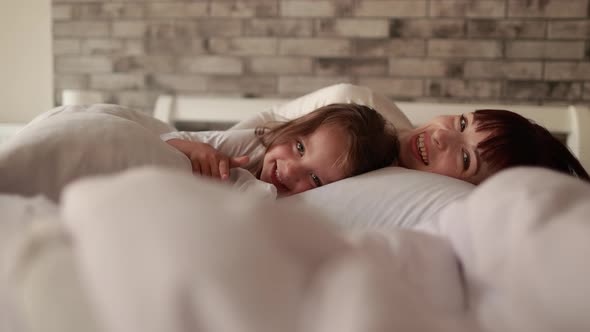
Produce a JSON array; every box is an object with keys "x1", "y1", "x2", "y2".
[{"x1": 1, "y1": 84, "x2": 590, "y2": 332}]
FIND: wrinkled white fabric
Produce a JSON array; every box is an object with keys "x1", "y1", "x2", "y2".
[
  {"x1": 431, "y1": 167, "x2": 590, "y2": 332},
  {"x1": 4, "y1": 167, "x2": 590, "y2": 332},
  {"x1": 161, "y1": 129, "x2": 275, "y2": 199},
  {"x1": 60, "y1": 167, "x2": 468, "y2": 332}
]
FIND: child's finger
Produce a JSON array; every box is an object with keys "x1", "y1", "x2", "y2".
[
  {"x1": 229, "y1": 155, "x2": 250, "y2": 168},
  {"x1": 200, "y1": 160, "x2": 212, "y2": 177},
  {"x1": 218, "y1": 158, "x2": 230, "y2": 180},
  {"x1": 209, "y1": 157, "x2": 221, "y2": 178},
  {"x1": 192, "y1": 162, "x2": 201, "y2": 175}
]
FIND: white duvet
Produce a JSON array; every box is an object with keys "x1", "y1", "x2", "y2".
[{"x1": 2, "y1": 167, "x2": 589, "y2": 332}]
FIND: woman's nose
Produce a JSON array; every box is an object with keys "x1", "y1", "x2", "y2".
[{"x1": 431, "y1": 128, "x2": 458, "y2": 150}]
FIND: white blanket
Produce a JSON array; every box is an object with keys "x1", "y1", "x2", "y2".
[{"x1": 2, "y1": 167, "x2": 590, "y2": 332}]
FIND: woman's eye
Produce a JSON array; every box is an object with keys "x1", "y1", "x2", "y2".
[
  {"x1": 462, "y1": 149, "x2": 471, "y2": 171},
  {"x1": 311, "y1": 174, "x2": 322, "y2": 187},
  {"x1": 296, "y1": 141, "x2": 305, "y2": 155},
  {"x1": 460, "y1": 114, "x2": 467, "y2": 132}
]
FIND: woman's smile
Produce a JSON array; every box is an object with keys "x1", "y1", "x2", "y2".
[{"x1": 416, "y1": 132, "x2": 429, "y2": 165}]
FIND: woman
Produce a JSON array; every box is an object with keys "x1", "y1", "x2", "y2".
[
  {"x1": 177, "y1": 84, "x2": 589, "y2": 184},
  {"x1": 269, "y1": 83, "x2": 589, "y2": 184},
  {"x1": 397, "y1": 109, "x2": 589, "y2": 184}
]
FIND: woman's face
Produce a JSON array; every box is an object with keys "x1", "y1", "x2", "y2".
[{"x1": 398, "y1": 112, "x2": 492, "y2": 184}]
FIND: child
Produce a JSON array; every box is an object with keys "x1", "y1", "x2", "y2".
[{"x1": 161, "y1": 103, "x2": 398, "y2": 198}]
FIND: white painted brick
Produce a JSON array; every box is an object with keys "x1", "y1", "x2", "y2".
[
  {"x1": 56, "y1": 56, "x2": 113, "y2": 73},
  {"x1": 114, "y1": 56, "x2": 176, "y2": 73},
  {"x1": 358, "y1": 78, "x2": 424, "y2": 97},
  {"x1": 281, "y1": 1, "x2": 336, "y2": 17},
  {"x1": 148, "y1": 74, "x2": 207, "y2": 92},
  {"x1": 244, "y1": 18, "x2": 313, "y2": 37},
  {"x1": 428, "y1": 39, "x2": 502, "y2": 58},
  {"x1": 54, "y1": 39, "x2": 81, "y2": 55},
  {"x1": 391, "y1": 19, "x2": 465, "y2": 38},
  {"x1": 545, "y1": 62, "x2": 590, "y2": 80},
  {"x1": 506, "y1": 41, "x2": 586, "y2": 60},
  {"x1": 248, "y1": 57, "x2": 313, "y2": 74},
  {"x1": 548, "y1": 20, "x2": 590, "y2": 39},
  {"x1": 280, "y1": 38, "x2": 351, "y2": 56},
  {"x1": 178, "y1": 56, "x2": 244, "y2": 75},
  {"x1": 51, "y1": 0, "x2": 590, "y2": 105},
  {"x1": 211, "y1": 0, "x2": 278, "y2": 17},
  {"x1": 54, "y1": 21, "x2": 110, "y2": 37},
  {"x1": 316, "y1": 58, "x2": 388, "y2": 75},
  {"x1": 124, "y1": 40, "x2": 146, "y2": 56},
  {"x1": 112, "y1": 22, "x2": 148, "y2": 38},
  {"x1": 316, "y1": 19, "x2": 389, "y2": 38},
  {"x1": 73, "y1": 3, "x2": 145, "y2": 19},
  {"x1": 208, "y1": 38, "x2": 278, "y2": 55},
  {"x1": 427, "y1": 79, "x2": 502, "y2": 98},
  {"x1": 430, "y1": 0, "x2": 506, "y2": 18},
  {"x1": 354, "y1": 1, "x2": 427, "y2": 17},
  {"x1": 508, "y1": 0, "x2": 588, "y2": 18},
  {"x1": 355, "y1": 39, "x2": 426, "y2": 57},
  {"x1": 147, "y1": 3, "x2": 208, "y2": 18},
  {"x1": 468, "y1": 20, "x2": 546, "y2": 38},
  {"x1": 389, "y1": 59, "x2": 463, "y2": 77},
  {"x1": 54, "y1": 0, "x2": 108, "y2": 3},
  {"x1": 464, "y1": 61, "x2": 543, "y2": 79},
  {"x1": 81, "y1": 39, "x2": 125, "y2": 55},
  {"x1": 279, "y1": 76, "x2": 352, "y2": 94},
  {"x1": 505, "y1": 81, "x2": 582, "y2": 100},
  {"x1": 146, "y1": 38, "x2": 201, "y2": 55},
  {"x1": 147, "y1": 21, "x2": 197, "y2": 39},
  {"x1": 207, "y1": 76, "x2": 277, "y2": 94},
  {"x1": 90, "y1": 73, "x2": 146, "y2": 90},
  {"x1": 196, "y1": 19, "x2": 243, "y2": 37}
]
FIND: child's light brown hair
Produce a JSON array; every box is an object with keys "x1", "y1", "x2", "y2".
[{"x1": 251, "y1": 103, "x2": 398, "y2": 178}]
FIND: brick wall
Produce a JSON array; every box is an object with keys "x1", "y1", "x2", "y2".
[{"x1": 52, "y1": 0, "x2": 590, "y2": 111}]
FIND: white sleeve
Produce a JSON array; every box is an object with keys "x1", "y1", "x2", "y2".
[
  {"x1": 160, "y1": 129, "x2": 265, "y2": 169},
  {"x1": 160, "y1": 131, "x2": 200, "y2": 142}
]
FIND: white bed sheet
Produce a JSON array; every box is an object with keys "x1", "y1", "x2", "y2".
[{"x1": 2, "y1": 166, "x2": 588, "y2": 332}]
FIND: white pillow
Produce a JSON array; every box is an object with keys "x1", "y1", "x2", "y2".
[
  {"x1": 231, "y1": 83, "x2": 413, "y2": 130},
  {"x1": 281, "y1": 167, "x2": 473, "y2": 229},
  {"x1": 230, "y1": 84, "x2": 471, "y2": 229},
  {"x1": 0, "y1": 104, "x2": 190, "y2": 202}
]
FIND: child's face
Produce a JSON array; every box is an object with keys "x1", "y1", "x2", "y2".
[{"x1": 260, "y1": 125, "x2": 349, "y2": 197}]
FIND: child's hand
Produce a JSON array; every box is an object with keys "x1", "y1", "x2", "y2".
[{"x1": 166, "y1": 139, "x2": 249, "y2": 180}]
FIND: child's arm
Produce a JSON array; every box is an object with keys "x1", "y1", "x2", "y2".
[{"x1": 164, "y1": 137, "x2": 249, "y2": 180}]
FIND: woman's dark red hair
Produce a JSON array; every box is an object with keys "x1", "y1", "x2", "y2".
[{"x1": 473, "y1": 109, "x2": 589, "y2": 181}]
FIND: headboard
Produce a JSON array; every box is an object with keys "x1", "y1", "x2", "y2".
[{"x1": 153, "y1": 94, "x2": 590, "y2": 171}]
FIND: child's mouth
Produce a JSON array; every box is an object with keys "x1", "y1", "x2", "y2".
[{"x1": 270, "y1": 162, "x2": 289, "y2": 193}]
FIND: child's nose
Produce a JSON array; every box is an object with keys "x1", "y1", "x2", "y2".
[{"x1": 283, "y1": 161, "x2": 304, "y2": 181}]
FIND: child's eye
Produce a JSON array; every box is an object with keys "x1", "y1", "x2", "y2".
[
  {"x1": 311, "y1": 173, "x2": 322, "y2": 187},
  {"x1": 459, "y1": 114, "x2": 467, "y2": 132},
  {"x1": 296, "y1": 140, "x2": 305, "y2": 155},
  {"x1": 462, "y1": 149, "x2": 471, "y2": 171}
]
